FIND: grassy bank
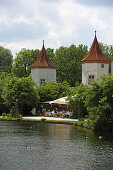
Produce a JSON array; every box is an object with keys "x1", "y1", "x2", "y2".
[{"x1": 0, "y1": 116, "x2": 78, "y2": 125}]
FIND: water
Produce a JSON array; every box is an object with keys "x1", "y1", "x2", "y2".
[{"x1": 0, "y1": 121, "x2": 113, "y2": 170}]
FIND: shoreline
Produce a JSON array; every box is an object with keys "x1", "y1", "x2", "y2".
[{"x1": 0, "y1": 116, "x2": 78, "y2": 125}]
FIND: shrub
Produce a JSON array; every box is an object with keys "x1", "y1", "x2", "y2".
[
  {"x1": 41, "y1": 118, "x2": 46, "y2": 122},
  {"x1": 2, "y1": 113, "x2": 6, "y2": 118},
  {"x1": 7, "y1": 114, "x2": 11, "y2": 118}
]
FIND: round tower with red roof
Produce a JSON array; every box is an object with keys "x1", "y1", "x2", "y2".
[
  {"x1": 31, "y1": 41, "x2": 56, "y2": 86},
  {"x1": 81, "y1": 31, "x2": 110, "y2": 85}
]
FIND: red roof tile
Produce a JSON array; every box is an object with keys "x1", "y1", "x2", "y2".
[
  {"x1": 81, "y1": 33, "x2": 110, "y2": 64},
  {"x1": 31, "y1": 41, "x2": 56, "y2": 69}
]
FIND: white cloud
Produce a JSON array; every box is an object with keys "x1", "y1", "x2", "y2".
[{"x1": 0, "y1": 0, "x2": 112, "y2": 58}]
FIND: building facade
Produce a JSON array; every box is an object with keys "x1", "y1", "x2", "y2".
[{"x1": 31, "y1": 41, "x2": 56, "y2": 86}]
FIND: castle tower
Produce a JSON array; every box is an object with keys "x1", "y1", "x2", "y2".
[
  {"x1": 31, "y1": 41, "x2": 56, "y2": 86},
  {"x1": 81, "y1": 32, "x2": 110, "y2": 85}
]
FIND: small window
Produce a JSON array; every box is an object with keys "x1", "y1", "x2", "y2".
[
  {"x1": 40, "y1": 79, "x2": 45, "y2": 85},
  {"x1": 101, "y1": 64, "x2": 104, "y2": 68},
  {"x1": 88, "y1": 75, "x2": 95, "y2": 85}
]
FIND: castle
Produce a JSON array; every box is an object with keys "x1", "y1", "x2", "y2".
[{"x1": 31, "y1": 33, "x2": 112, "y2": 86}]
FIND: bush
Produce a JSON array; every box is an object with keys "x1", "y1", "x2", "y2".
[
  {"x1": 2, "y1": 113, "x2": 6, "y2": 118},
  {"x1": 10, "y1": 109, "x2": 22, "y2": 118},
  {"x1": 7, "y1": 114, "x2": 11, "y2": 118},
  {"x1": 41, "y1": 118, "x2": 46, "y2": 122}
]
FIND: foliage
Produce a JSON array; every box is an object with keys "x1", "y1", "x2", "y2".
[
  {"x1": 46, "y1": 48, "x2": 55, "y2": 61},
  {"x1": 68, "y1": 83, "x2": 89, "y2": 119},
  {"x1": 41, "y1": 118, "x2": 46, "y2": 122},
  {"x1": 84, "y1": 75, "x2": 113, "y2": 130},
  {"x1": 37, "y1": 81, "x2": 71, "y2": 102},
  {"x1": 12, "y1": 48, "x2": 40, "y2": 77},
  {"x1": 0, "y1": 72, "x2": 9, "y2": 114},
  {"x1": 2, "y1": 113, "x2": 6, "y2": 118},
  {"x1": 2, "y1": 75, "x2": 39, "y2": 115},
  {"x1": 10, "y1": 109, "x2": 22, "y2": 118},
  {"x1": 52, "y1": 44, "x2": 88, "y2": 86},
  {"x1": 99, "y1": 42, "x2": 113, "y2": 58},
  {"x1": 0, "y1": 46, "x2": 13, "y2": 72}
]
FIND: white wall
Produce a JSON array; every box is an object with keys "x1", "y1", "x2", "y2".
[
  {"x1": 82, "y1": 63, "x2": 109, "y2": 85},
  {"x1": 111, "y1": 61, "x2": 113, "y2": 76},
  {"x1": 97, "y1": 63, "x2": 109, "y2": 80},
  {"x1": 31, "y1": 68, "x2": 56, "y2": 86}
]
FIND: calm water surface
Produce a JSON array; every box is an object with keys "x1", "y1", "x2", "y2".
[{"x1": 0, "y1": 121, "x2": 113, "y2": 170}]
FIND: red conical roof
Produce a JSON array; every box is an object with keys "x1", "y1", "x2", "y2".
[
  {"x1": 31, "y1": 41, "x2": 56, "y2": 69},
  {"x1": 81, "y1": 32, "x2": 110, "y2": 64}
]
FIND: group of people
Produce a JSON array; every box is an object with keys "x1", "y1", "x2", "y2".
[{"x1": 50, "y1": 109, "x2": 72, "y2": 117}]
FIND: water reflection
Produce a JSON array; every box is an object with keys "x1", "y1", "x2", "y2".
[{"x1": 0, "y1": 121, "x2": 113, "y2": 170}]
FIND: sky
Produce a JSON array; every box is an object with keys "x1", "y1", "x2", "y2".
[{"x1": 0, "y1": 0, "x2": 113, "y2": 57}]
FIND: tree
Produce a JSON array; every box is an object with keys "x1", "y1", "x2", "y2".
[
  {"x1": 0, "y1": 72, "x2": 9, "y2": 114},
  {"x1": 99, "y1": 42, "x2": 113, "y2": 58},
  {"x1": 46, "y1": 48, "x2": 55, "y2": 61},
  {"x1": 37, "y1": 81, "x2": 71, "y2": 103},
  {"x1": 2, "y1": 75, "x2": 39, "y2": 115},
  {"x1": 68, "y1": 83, "x2": 89, "y2": 119},
  {"x1": 12, "y1": 48, "x2": 40, "y2": 77},
  {"x1": 84, "y1": 75, "x2": 113, "y2": 130},
  {"x1": 53, "y1": 44, "x2": 88, "y2": 86},
  {"x1": 0, "y1": 46, "x2": 13, "y2": 72}
]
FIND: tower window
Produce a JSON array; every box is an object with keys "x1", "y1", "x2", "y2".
[
  {"x1": 40, "y1": 79, "x2": 45, "y2": 85},
  {"x1": 101, "y1": 64, "x2": 104, "y2": 68},
  {"x1": 88, "y1": 75, "x2": 95, "y2": 85}
]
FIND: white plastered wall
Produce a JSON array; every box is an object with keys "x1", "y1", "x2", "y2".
[
  {"x1": 31, "y1": 68, "x2": 56, "y2": 86},
  {"x1": 111, "y1": 61, "x2": 113, "y2": 76},
  {"x1": 82, "y1": 63, "x2": 109, "y2": 85}
]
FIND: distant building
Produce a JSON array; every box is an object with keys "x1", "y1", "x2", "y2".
[
  {"x1": 81, "y1": 31, "x2": 110, "y2": 85},
  {"x1": 31, "y1": 41, "x2": 56, "y2": 86}
]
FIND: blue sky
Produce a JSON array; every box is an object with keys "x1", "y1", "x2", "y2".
[{"x1": 0, "y1": 0, "x2": 113, "y2": 56}]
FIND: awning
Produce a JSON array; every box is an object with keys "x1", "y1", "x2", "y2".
[{"x1": 49, "y1": 96, "x2": 68, "y2": 105}]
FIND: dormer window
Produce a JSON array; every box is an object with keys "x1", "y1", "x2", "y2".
[
  {"x1": 88, "y1": 75, "x2": 95, "y2": 85},
  {"x1": 101, "y1": 64, "x2": 104, "y2": 68}
]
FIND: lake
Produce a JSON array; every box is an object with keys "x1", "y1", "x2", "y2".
[{"x1": 0, "y1": 121, "x2": 113, "y2": 170}]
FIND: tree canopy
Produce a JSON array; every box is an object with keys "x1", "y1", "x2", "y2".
[
  {"x1": 52, "y1": 44, "x2": 88, "y2": 86},
  {"x1": 2, "y1": 75, "x2": 39, "y2": 115},
  {"x1": 37, "y1": 81, "x2": 71, "y2": 103},
  {"x1": 0, "y1": 46, "x2": 13, "y2": 72},
  {"x1": 12, "y1": 48, "x2": 40, "y2": 77},
  {"x1": 99, "y1": 42, "x2": 113, "y2": 58}
]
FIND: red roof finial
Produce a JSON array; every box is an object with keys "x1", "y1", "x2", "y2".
[
  {"x1": 43, "y1": 40, "x2": 44, "y2": 48},
  {"x1": 95, "y1": 30, "x2": 96, "y2": 37}
]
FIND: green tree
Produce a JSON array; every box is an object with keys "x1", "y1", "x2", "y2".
[
  {"x1": 0, "y1": 72, "x2": 9, "y2": 114},
  {"x1": 99, "y1": 42, "x2": 113, "y2": 58},
  {"x1": 68, "y1": 83, "x2": 89, "y2": 119},
  {"x1": 2, "y1": 75, "x2": 39, "y2": 115},
  {"x1": 12, "y1": 48, "x2": 40, "y2": 77},
  {"x1": 46, "y1": 48, "x2": 55, "y2": 61},
  {"x1": 0, "y1": 46, "x2": 13, "y2": 72},
  {"x1": 37, "y1": 81, "x2": 71, "y2": 102},
  {"x1": 85, "y1": 75, "x2": 113, "y2": 130},
  {"x1": 53, "y1": 44, "x2": 88, "y2": 86}
]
